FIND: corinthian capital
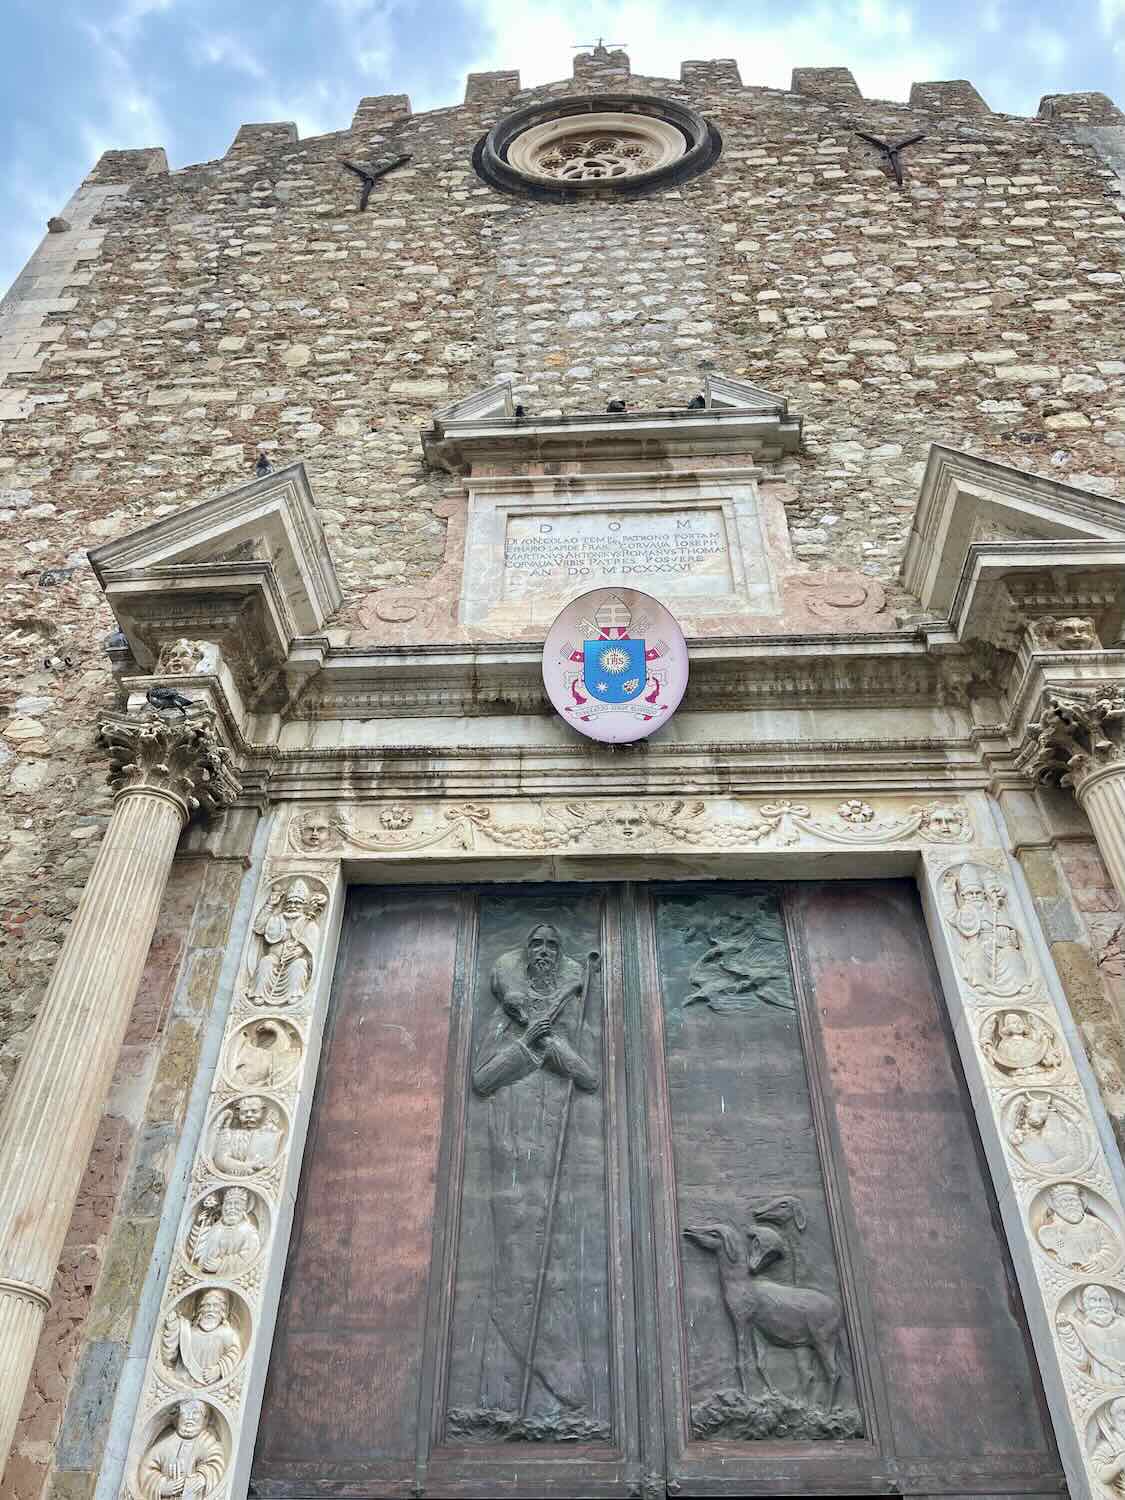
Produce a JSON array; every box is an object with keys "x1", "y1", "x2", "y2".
[
  {"x1": 1021, "y1": 685, "x2": 1125, "y2": 793},
  {"x1": 97, "y1": 708, "x2": 241, "y2": 819}
]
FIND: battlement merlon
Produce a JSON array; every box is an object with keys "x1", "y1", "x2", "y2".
[{"x1": 74, "y1": 66, "x2": 1125, "y2": 193}]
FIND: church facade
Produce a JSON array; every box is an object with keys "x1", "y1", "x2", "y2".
[{"x1": 3, "y1": 43, "x2": 1125, "y2": 1500}]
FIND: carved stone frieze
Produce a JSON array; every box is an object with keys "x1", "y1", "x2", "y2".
[
  {"x1": 98, "y1": 707, "x2": 241, "y2": 818},
  {"x1": 1021, "y1": 686, "x2": 1125, "y2": 792},
  {"x1": 923, "y1": 847, "x2": 1125, "y2": 1494},
  {"x1": 286, "y1": 797, "x2": 975, "y2": 857}
]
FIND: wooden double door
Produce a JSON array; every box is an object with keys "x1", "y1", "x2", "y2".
[{"x1": 251, "y1": 881, "x2": 1064, "y2": 1499}]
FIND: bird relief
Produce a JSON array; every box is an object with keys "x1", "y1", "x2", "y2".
[
  {"x1": 683, "y1": 1197, "x2": 862, "y2": 1441},
  {"x1": 244, "y1": 877, "x2": 327, "y2": 1006},
  {"x1": 677, "y1": 897, "x2": 796, "y2": 1015}
]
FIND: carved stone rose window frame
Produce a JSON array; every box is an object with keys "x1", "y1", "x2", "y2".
[{"x1": 473, "y1": 93, "x2": 722, "y2": 200}]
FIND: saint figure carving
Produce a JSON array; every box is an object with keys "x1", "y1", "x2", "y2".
[
  {"x1": 983, "y1": 1011, "x2": 1061, "y2": 1081},
  {"x1": 1036, "y1": 1184, "x2": 1118, "y2": 1273},
  {"x1": 471, "y1": 925, "x2": 599, "y2": 1420},
  {"x1": 187, "y1": 1187, "x2": 261, "y2": 1275},
  {"x1": 246, "y1": 879, "x2": 324, "y2": 1004},
  {"x1": 161, "y1": 1289, "x2": 241, "y2": 1386},
  {"x1": 1092, "y1": 1396, "x2": 1125, "y2": 1496},
  {"x1": 948, "y1": 863, "x2": 1032, "y2": 996},
  {"x1": 1058, "y1": 1285, "x2": 1125, "y2": 1383},
  {"x1": 211, "y1": 1096, "x2": 282, "y2": 1176},
  {"x1": 138, "y1": 1399, "x2": 225, "y2": 1500}
]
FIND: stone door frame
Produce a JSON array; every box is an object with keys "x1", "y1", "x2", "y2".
[{"x1": 114, "y1": 788, "x2": 1125, "y2": 1500}]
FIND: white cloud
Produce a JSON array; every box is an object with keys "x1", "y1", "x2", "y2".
[
  {"x1": 191, "y1": 31, "x2": 268, "y2": 80},
  {"x1": 462, "y1": 0, "x2": 954, "y2": 104},
  {"x1": 1023, "y1": 24, "x2": 1068, "y2": 68}
]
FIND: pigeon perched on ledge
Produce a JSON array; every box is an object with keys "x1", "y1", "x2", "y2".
[
  {"x1": 606, "y1": 399, "x2": 627, "y2": 413},
  {"x1": 146, "y1": 686, "x2": 196, "y2": 717}
]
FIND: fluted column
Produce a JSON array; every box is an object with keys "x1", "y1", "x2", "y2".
[
  {"x1": 0, "y1": 709, "x2": 239, "y2": 1481},
  {"x1": 1023, "y1": 684, "x2": 1125, "y2": 901}
]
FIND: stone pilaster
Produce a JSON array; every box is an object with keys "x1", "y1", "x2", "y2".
[
  {"x1": 1024, "y1": 684, "x2": 1125, "y2": 902},
  {"x1": 0, "y1": 710, "x2": 239, "y2": 1482}
]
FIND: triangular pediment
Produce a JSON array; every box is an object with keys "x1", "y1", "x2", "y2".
[
  {"x1": 89, "y1": 462, "x2": 341, "y2": 641},
  {"x1": 903, "y1": 444, "x2": 1125, "y2": 616}
]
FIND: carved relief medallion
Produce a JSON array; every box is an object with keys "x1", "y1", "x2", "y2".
[
  {"x1": 1057, "y1": 1284, "x2": 1125, "y2": 1384},
  {"x1": 225, "y1": 1018, "x2": 302, "y2": 1091},
  {"x1": 184, "y1": 1186, "x2": 268, "y2": 1277},
  {"x1": 980, "y1": 1010, "x2": 1063, "y2": 1083},
  {"x1": 1031, "y1": 1183, "x2": 1122, "y2": 1276},
  {"x1": 1088, "y1": 1395, "x2": 1125, "y2": 1494},
  {"x1": 1001, "y1": 1090, "x2": 1092, "y2": 1176},
  {"x1": 159, "y1": 1287, "x2": 249, "y2": 1388},
  {"x1": 135, "y1": 1398, "x2": 229, "y2": 1500},
  {"x1": 205, "y1": 1095, "x2": 287, "y2": 1178}
]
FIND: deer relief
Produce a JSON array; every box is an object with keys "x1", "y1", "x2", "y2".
[{"x1": 684, "y1": 1197, "x2": 844, "y2": 1410}]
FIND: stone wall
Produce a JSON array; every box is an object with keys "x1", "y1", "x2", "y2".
[
  {"x1": 0, "y1": 854, "x2": 244, "y2": 1500},
  {"x1": 3, "y1": 50, "x2": 1125, "y2": 1497}
]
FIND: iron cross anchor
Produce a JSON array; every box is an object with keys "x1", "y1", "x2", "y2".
[
  {"x1": 338, "y1": 153, "x2": 412, "y2": 210},
  {"x1": 854, "y1": 130, "x2": 925, "y2": 186}
]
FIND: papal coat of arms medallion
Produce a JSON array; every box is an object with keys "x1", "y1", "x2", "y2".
[{"x1": 542, "y1": 588, "x2": 689, "y2": 743}]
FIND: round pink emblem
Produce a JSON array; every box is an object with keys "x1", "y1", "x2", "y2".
[{"x1": 542, "y1": 588, "x2": 690, "y2": 744}]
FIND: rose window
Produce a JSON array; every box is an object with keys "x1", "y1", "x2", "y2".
[{"x1": 535, "y1": 134, "x2": 657, "y2": 182}]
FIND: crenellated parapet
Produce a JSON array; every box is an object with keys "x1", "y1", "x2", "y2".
[
  {"x1": 790, "y1": 66, "x2": 862, "y2": 105},
  {"x1": 350, "y1": 93, "x2": 412, "y2": 131},
  {"x1": 464, "y1": 70, "x2": 522, "y2": 107},
  {"x1": 84, "y1": 147, "x2": 168, "y2": 185},
  {"x1": 909, "y1": 79, "x2": 990, "y2": 115},
  {"x1": 1040, "y1": 90, "x2": 1125, "y2": 124},
  {"x1": 225, "y1": 121, "x2": 297, "y2": 158}
]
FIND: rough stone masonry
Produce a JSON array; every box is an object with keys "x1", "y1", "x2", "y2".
[{"x1": 3, "y1": 47, "x2": 1125, "y2": 1500}]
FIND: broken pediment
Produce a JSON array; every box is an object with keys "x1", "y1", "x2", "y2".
[
  {"x1": 89, "y1": 462, "x2": 342, "y2": 669},
  {"x1": 420, "y1": 373, "x2": 803, "y2": 472}
]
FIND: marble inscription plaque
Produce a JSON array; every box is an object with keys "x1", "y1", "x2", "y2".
[
  {"x1": 460, "y1": 479, "x2": 778, "y2": 632},
  {"x1": 503, "y1": 507, "x2": 732, "y2": 601}
]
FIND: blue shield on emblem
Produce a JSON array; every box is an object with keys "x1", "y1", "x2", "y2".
[{"x1": 583, "y1": 637, "x2": 647, "y2": 704}]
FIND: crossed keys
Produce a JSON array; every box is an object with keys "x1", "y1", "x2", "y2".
[{"x1": 854, "y1": 130, "x2": 925, "y2": 187}]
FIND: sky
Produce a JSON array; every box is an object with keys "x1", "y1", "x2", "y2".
[{"x1": 1, "y1": 0, "x2": 1123, "y2": 294}]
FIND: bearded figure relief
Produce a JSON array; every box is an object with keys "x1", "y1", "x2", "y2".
[
  {"x1": 186, "y1": 1187, "x2": 262, "y2": 1276},
  {"x1": 138, "y1": 1400, "x2": 225, "y2": 1500},
  {"x1": 1058, "y1": 1285, "x2": 1125, "y2": 1383},
  {"x1": 467, "y1": 925, "x2": 603, "y2": 1432},
  {"x1": 161, "y1": 1289, "x2": 243, "y2": 1387},
  {"x1": 946, "y1": 862, "x2": 1033, "y2": 998},
  {"x1": 1035, "y1": 1183, "x2": 1119, "y2": 1274},
  {"x1": 245, "y1": 878, "x2": 325, "y2": 1005}
]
